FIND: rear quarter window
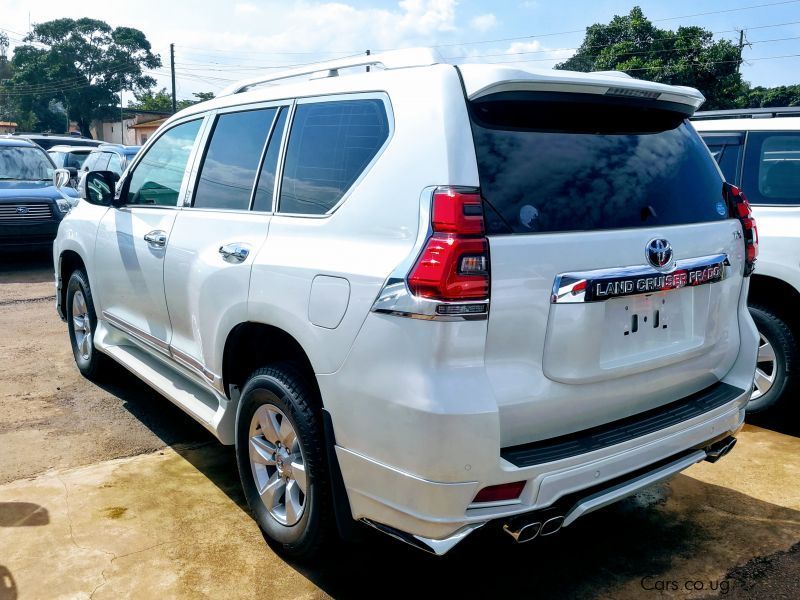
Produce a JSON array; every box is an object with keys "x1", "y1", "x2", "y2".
[
  {"x1": 742, "y1": 132, "x2": 800, "y2": 205},
  {"x1": 278, "y1": 98, "x2": 390, "y2": 215},
  {"x1": 469, "y1": 93, "x2": 727, "y2": 234}
]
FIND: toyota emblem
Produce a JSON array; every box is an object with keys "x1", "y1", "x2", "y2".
[{"x1": 646, "y1": 238, "x2": 674, "y2": 271}]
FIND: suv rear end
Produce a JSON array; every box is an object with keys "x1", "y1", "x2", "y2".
[{"x1": 323, "y1": 64, "x2": 758, "y2": 553}]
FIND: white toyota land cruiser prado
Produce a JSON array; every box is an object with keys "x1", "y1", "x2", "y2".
[{"x1": 52, "y1": 48, "x2": 758, "y2": 558}]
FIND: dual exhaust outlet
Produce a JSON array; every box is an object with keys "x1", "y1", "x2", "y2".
[{"x1": 502, "y1": 435, "x2": 738, "y2": 544}]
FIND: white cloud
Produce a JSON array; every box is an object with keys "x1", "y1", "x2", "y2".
[
  {"x1": 234, "y1": 2, "x2": 259, "y2": 15},
  {"x1": 470, "y1": 13, "x2": 497, "y2": 33}
]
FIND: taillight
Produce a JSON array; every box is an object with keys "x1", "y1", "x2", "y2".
[
  {"x1": 408, "y1": 187, "x2": 490, "y2": 301},
  {"x1": 724, "y1": 183, "x2": 758, "y2": 276}
]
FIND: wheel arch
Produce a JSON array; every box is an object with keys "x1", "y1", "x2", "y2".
[
  {"x1": 57, "y1": 249, "x2": 88, "y2": 321},
  {"x1": 222, "y1": 321, "x2": 321, "y2": 406},
  {"x1": 748, "y1": 273, "x2": 800, "y2": 331}
]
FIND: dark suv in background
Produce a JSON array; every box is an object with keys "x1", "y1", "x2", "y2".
[{"x1": 0, "y1": 137, "x2": 78, "y2": 251}]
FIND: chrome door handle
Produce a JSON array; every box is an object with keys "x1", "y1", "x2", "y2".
[
  {"x1": 144, "y1": 230, "x2": 167, "y2": 248},
  {"x1": 219, "y1": 242, "x2": 251, "y2": 263}
]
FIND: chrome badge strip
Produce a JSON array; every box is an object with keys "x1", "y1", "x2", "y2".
[{"x1": 551, "y1": 254, "x2": 729, "y2": 304}]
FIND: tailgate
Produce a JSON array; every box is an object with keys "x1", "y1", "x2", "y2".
[{"x1": 465, "y1": 86, "x2": 746, "y2": 447}]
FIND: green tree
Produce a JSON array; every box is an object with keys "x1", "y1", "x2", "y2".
[
  {"x1": 128, "y1": 87, "x2": 215, "y2": 112},
  {"x1": 7, "y1": 18, "x2": 160, "y2": 135},
  {"x1": 739, "y1": 85, "x2": 800, "y2": 108},
  {"x1": 557, "y1": 7, "x2": 746, "y2": 109}
]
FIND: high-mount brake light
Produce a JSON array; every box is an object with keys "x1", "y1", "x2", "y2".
[
  {"x1": 724, "y1": 183, "x2": 758, "y2": 276},
  {"x1": 408, "y1": 187, "x2": 490, "y2": 301}
]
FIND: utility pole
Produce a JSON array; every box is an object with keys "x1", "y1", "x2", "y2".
[
  {"x1": 736, "y1": 29, "x2": 750, "y2": 74},
  {"x1": 366, "y1": 49, "x2": 370, "y2": 72},
  {"x1": 120, "y1": 89, "x2": 124, "y2": 143},
  {"x1": 170, "y1": 43, "x2": 177, "y2": 113}
]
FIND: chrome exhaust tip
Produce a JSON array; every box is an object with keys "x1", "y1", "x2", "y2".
[
  {"x1": 539, "y1": 515, "x2": 564, "y2": 536},
  {"x1": 503, "y1": 520, "x2": 542, "y2": 543},
  {"x1": 705, "y1": 436, "x2": 737, "y2": 463}
]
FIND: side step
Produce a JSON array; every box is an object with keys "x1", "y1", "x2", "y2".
[{"x1": 96, "y1": 325, "x2": 235, "y2": 443}]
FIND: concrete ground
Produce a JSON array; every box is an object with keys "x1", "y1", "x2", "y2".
[{"x1": 1, "y1": 253, "x2": 798, "y2": 600}]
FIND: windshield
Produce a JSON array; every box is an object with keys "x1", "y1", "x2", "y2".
[
  {"x1": 0, "y1": 147, "x2": 55, "y2": 181},
  {"x1": 469, "y1": 93, "x2": 726, "y2": 234}
]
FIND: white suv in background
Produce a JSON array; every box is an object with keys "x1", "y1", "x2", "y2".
[
  {"x1": 53, "y1": 49, "x2": 758, "y2": 558},
  {"x1": 694, "y1": 108, "x2": 799, "y2": 414}
]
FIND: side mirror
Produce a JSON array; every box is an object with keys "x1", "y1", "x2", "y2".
[
  {"x1": 53, "y1": 168, "x2": 71, "y2": 189},
  {"x1": 80, "y1": 171, "x2": 116, "y2": 206}
]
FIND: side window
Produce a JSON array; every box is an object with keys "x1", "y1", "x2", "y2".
[
  {"x1": 742, "y1": 132, "x2": 800, "y2": 205},
  {"x1": 279, "y1": 99, "x2": 390, "y2": 215},
  {"x1": 704, "y1": 142, "x2": 741, "y2": 183},
  {"x1": 126, "y1": 119, "x2": 202, "y2": 206},
  {"x1": 94, "y1": 152, "x2": 112, "y2": 171},
  {"x1": 252, "y1": 107, "x2": 288, "y2": 212},
  {"x1": 107, "y1": 152, "x2": 123, "y2": 175},
  {"x1": 193, "y1": 108, "x2": 277, "y2": 210},
  {"x1": 82, "y1": 152, "x2": 99, "y2": 172}
]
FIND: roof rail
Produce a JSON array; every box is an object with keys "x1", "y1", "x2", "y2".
[
  {"x1": 218, "y1": 47, "x2": 444, "y2": 96},
  {"x1": 692, "y1": 106, "x2": 800, "y2": 120}
]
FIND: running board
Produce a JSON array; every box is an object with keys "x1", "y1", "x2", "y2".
[{"x1": 95, "y1": 323, "x2": 236, "y2": 444}]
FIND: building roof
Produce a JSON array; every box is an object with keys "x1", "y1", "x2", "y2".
[
  {"x1": 0, "y1": 121, "x2": 18, "y2": 127},
  {"x1": 130, "y1": 117, "x2": 167, "y2": 129}
]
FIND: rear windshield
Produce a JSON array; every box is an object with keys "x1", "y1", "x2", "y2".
[{"x1": 469, "y1": 93, "x2": 727, "y2": 234}]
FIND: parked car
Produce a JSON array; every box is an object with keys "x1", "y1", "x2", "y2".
[
  {"x1": 693, "y1": 108, "x2": 799, "y2": 415},
  {"x1": 11, "y1": 133, "x2": 101, "y2": 151},
  {"x1": 48, "y1": 145, "x2": 93, "y2": 186},
  {"x1": 52, "y1": 48, "x2": 758, "y2": 558},
  {"x1": 80, "y1": 144, "x2": 140, "y2": 179},
  {"x1": 1, "y1": 137, "x2": 78, "y2": 250}
]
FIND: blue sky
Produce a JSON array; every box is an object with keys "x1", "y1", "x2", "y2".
[{"x1": 3, "y1": 0, "x2": 800, "y2": 102}]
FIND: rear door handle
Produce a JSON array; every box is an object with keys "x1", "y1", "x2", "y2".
[
  {"x1": 219, "y1": 242, "x2": 251, "y2": 263},
  {"x1": 144, "y1": 230, "x2": 167, "y2": 248}
]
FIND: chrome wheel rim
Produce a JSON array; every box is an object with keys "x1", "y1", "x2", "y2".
[
  {"x1": 249, "y1": 404, "x2": 306, "y2": 526},
  {"x1": 751, "y1": 332, "x2": 777, "y2": 401},
  {"x1": 72, "y1": 290, "x2": 92, "y2": 361}
]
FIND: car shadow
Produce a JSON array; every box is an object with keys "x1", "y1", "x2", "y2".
[{"x1": 0, "y1": 251, "x2": 53, "y2": 288}]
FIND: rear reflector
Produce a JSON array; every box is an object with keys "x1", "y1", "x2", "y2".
[{"x1": 473, "y1": 481, "x2": 526, "y2": 503}]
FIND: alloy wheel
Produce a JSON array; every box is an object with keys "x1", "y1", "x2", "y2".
[
  {"x1": 248, "y1": 404, "x2": 307, "y2": 526},
  {"x1": 751, "y1": 332, "x2": 777, "y2": 401},
  {"x1": 72, "y1": 290, "x2": 92, "y2": 361}
]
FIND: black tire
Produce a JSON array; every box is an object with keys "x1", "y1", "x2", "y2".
[
  {"x1": 66, "y1": 269, "x2": 108, "y2": 380},
  {"x1": 747, "y1": 305, "x2": 797, "y2": 414},
  {"x1": 235, "y1": 363, "x2": 332, "y2": 559}
]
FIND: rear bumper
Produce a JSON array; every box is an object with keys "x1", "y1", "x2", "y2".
[{"x1": 335, "y1": 385, "x2": 747, "y2": 551}]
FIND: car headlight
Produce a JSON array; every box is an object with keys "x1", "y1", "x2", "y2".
[{"x1": 56, "y1": 198, "x2": 75, "y2": 214}]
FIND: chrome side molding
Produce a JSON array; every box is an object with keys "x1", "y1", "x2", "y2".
[
  {"x1": 101, "y1": 310, "x2": 224, "y2": 395},
  {"x1": 552, "y1": 253, "x2": 729, "y2": 304}
]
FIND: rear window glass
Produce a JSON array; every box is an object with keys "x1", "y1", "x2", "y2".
[
  {"x1": 469, "y1": 93, "x2": 727, "y2": 234},
  {"x1": 741, "y1": 132, "x2": 800, "y2": 205}
]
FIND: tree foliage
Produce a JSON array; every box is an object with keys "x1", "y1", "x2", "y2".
[
  {"x1": 7, "y1": 18, "x2": 160, "y2": 135},
  {"x1": 557, "y1": 7, "x2": 746, "y2": 109},
  {"x1": 128, "y1": 87, "x2": 215, "y2": 112},
  {"x1": 739, "y1": 85, "x2": 800, "y2": 108}
]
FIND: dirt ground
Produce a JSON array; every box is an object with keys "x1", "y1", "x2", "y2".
[{"x1": 0, "y1": 253, "x2": 798, "y2": 600}]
